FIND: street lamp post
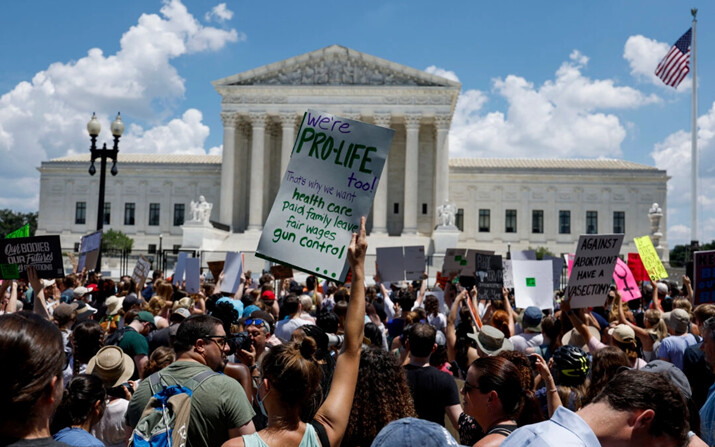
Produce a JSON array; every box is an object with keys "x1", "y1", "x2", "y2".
[
  {"x1": 87, "y1": 112, "x2": 124, "y2": 274},
  {"x1": 158, "y1": 234, "x2": 163, "y2": 271}
]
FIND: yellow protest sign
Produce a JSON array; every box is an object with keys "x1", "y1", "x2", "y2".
[{"x1": 634, "y1": 236, "x2": 668, "y2": 282}]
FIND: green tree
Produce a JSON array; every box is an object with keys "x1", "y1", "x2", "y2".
[
  {"x1": 102, "y1": 229, "x2": 133, "y2": 254},
  {"x1": 529, "y1": 246, "x2": 556, "y2": 260},
  {"x1": 0, "y1": 209, "x2": 38, "y2": 238},
  {"x1": 669, "y1": 240, "x2": 715, "y2": 267}
]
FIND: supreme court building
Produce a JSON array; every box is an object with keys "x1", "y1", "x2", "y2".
[{"x1": 37, "y1": 45, "x2": 669, "y2": 262}]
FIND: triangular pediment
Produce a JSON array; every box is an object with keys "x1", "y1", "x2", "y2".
[{"x1": 213, "y1": 45, "x2": 461, "y2": 88}]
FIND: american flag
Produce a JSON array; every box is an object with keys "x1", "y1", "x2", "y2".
[{"x1": 655, "y1": 28, "x2": 692, "y2": 88}]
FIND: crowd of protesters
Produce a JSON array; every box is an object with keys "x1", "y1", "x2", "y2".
[{"x1": 1, "y1": 223, "x2": 713, "y2": 447}]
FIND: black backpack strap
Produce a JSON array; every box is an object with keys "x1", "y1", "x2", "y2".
[{"x1": 309, "y1": 419, "x2": 330, "y2": 447}]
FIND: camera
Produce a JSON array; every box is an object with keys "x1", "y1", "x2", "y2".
[
  {"x1": 227, "y1": 332, "x2": 253, "y2": 355},
  {"x1": 327, "y1": 333, "x2": 344, "y2": 349}
]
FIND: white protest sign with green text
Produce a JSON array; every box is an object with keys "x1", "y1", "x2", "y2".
[{"x1": 257, "y1": 110, "x2": 394, "y2": 282}]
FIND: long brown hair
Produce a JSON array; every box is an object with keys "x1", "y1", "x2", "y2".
[{"x1": 261, "y1": 337, "x2": 322, "y2": 409}]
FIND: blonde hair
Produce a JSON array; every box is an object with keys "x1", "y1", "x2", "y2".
[
  {"x1": 644, "y1": 309, "x2": 668, "y2": 341},
  {"x1": 146, "y1": 296, "x2": 166, "y2": 316},
  {"x1": 673, "y1": 298, "x2": 692, "y2": 314}
]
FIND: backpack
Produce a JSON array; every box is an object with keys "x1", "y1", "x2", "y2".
[
  {"x1": 105, "y1": 326, "x2": 129, "y2": 346},
  {"x1": 131, "y1": 370, "x2": 217, "y2": 447}
]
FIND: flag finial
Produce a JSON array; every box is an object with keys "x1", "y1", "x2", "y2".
[{"x1": 692, "y1": 8, "x2": 697, "y2": 19}]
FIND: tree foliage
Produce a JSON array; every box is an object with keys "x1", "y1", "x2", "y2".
[
  {"x1": 102, "y1": 229, "x2": 133, "y2": 253},
  {"x1": 0, "y1": 209, "x2": 37, "y2": 238},
  {"x1": 529, "y1": 246, "x2": 556, "y2": 260},
  {"x1": 670, "y1": 240, "x2": 715, "y2": 267}
]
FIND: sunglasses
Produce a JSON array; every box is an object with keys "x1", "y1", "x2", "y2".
[
  {"x1": 463, "y1": 380, "x2": 481, "y2": 393},
  {"x1": 245, "y1": 318, "x2": 265, "y2": 327}
]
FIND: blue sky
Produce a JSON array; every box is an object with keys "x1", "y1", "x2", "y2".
[{"x1": 1, "y1": 1, "x2": 713, "y2": 247}]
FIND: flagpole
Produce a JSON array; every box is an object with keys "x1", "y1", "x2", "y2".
[{"x1": 691, "y1": 8, "x2": 698, "y2": 245}]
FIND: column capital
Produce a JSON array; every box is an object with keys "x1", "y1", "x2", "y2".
[
  {"x1": 279, "y1": 112, "x2": 298, "y2": 127},
  {"x1": 341, "y1": 111, "x2": 362, "y2": 121},
  {"x1": 373, "y1": 112, "x2": 392, "y2": 128},
  {"x1": 404, "y1": 113, "x2": 422, "y2": 129},
  {"x1": 220, "y1": 112, "x2": 238, "y2": 127},
  {"x1": 249, "y1": 112, "x2": 268, "y2": 128},
  {"x1": 434, "y1": 113, "x2": 451, "y2": 130}
]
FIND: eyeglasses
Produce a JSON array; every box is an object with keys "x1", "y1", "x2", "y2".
[{"x1": 203, "y1": 335, "x2": 229, "y2": 349}]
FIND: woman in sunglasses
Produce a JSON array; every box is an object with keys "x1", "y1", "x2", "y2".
[{"x1": 222, "y1": 217, "x2": 367, "y2": 447}]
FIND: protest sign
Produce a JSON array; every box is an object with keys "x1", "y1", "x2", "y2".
[
  {"x1": 634, "y1": 236, "x2": 668, "y2": 282},
  {"x1": 512, "y1": 260, "x2": 554, "y2": 310},
  {"x1": 694, "y1": 250, "x2": 715, "y2": 305},
  {"x1": 184, "y1": 258, "x2": 200, "y2": 294},
  {"x1": 256, "y1": 110, "x2": 394, "y2": 282},
  {"x1": 612, "y1": 257, "x2": 641, "y2": 302},
  {"x1": 131, "y1": 256, "x2": 151, "y2": 291},
  {"x1": 0, "y1": 235, "x2": 65, "y2": 280},
  {"x1": 502, "y1": 260, "x2": 514, "y2": 289},
  {"x1": 376, "y1": 247, "x2": 406, "y2": 282},
  {"x1": 221, "y1": 252, "x2": 245, "y2": 294},
  {"x1": 5, "y1": 224, "x2": 30, "y2": 239},
  {"x1": 475, "y1": 253, "x2": 503, "y2": 300},
  {"x1": 442, "y1": 248, "x2": 466, "y2": 276},
  {"x1": 173, "y1": 252, "x2": 188, "y2": 286},
  {"x1": 511, "y1": 250, "x2": 537, "y2": 261},
  {"x1": 404, "y1": 246, "x2": 426, "y2": 280},
  {"x1": 543, "y1": 255, "x2": 564, "y2": 290},
  {"x1": 377, "y1": 246, "x2": 425, "y2": 282},
  {"x1": 207, "y1": 261, "x2": 224, "y2": 282},
  {"x1": 566, "y1": 234, "x2": 624, "y2": 309},
  {"x1": 565, "y1": 253, "x2": 575, "y2": 277},
  {"x1": 270, "y1": 264, "x2": 294, "y2": 280},
  {"x1": 77, "y1": 230, "x2": 102, "y2": 272},
  {"x1": 627, "y1": 253, "x2": 649, "y2": 282}
]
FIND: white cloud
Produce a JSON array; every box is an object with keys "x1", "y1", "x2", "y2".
[
  {"x1": 205, "y1": 3, "x2": 233, "y2": 22},
  {"x1": 449, "y1": 52, "x2": 658, "y2": 158},
  {"x1": 424, "y1": 65, "x2": 460, "y2": 83},
  {"x1": 624, "y1": 34, "x2": 691, "y2": 91},
  {"x1": 652, "y1": 100, "x2": 715, "y2": 245},
  {"x1": 0, "y1": 0, "x2": 241, "y2": 212}
]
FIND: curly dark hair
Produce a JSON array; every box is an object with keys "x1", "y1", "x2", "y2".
[{"x1": 342, "y1": 348, "x2": 416, "y2": 447}]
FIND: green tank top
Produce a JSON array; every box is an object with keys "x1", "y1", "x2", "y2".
[{"x1": 242, "y1": 423, "x2": 321, "y2": 447}]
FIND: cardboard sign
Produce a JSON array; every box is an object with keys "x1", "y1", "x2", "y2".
[
  {"x1": 78, "y1": 230, "x2": 102, "y2": 272},
  {"x1": 270, "y1": 264, "x2": 294, "y2": 280},
  {"x1": 0, "y1": 235, "x2": 65, "y2": 280},
  {"x1": 475, "y1": 253, "x2": 503, "y2": 300},
  {"x1": 184, "y1": 258, "x2": 200, "y2": 294},
  {"x1": 377, "y1": 246, "x2": 425, "y2": 282},
  {"x1": 512, "y1": 260, "x2": 554, "y2": 310},
  {"x1": 256, "y1": 110, "x2": 394, "y2": 282},
  {"x1": 443, "y1": 248, "x2": 467, "y2": 276},
  {"x1": 207, "y1": 261, "x2": 225, "y2": 282},
  {"x1": 627, "y1": 253, "x2": 649, "y2": 283},
  {"x1": 221, "y1": 252, "x2": 245, "y2": 294},
  {"x1": 613, "y1": 258, "x2": 641, "y2": 302},
  {"x1": 502, "y1": 260, "x2": 514, "y2": 289},
  {"x1": 5, "y1": 223, "x2": 30, "y2": 239},
  {"x1": 131, "y1": 255, "x2": 151, "y2": 291},
  {"x1": 694, "y1": 250, "x2": 715, "y2": 305},
  {"x1": 566, "y1": 234, "x2": 624, "y2": 309},
  {"x1": 634, "y1": 236, "x2": 668, "y2": 282},
  {"x1": 511, "y1": 250, "x2": 537, "y2": 261},
  {"x1": 173, "y1": 252, "x2": 189, "y2": 286}
]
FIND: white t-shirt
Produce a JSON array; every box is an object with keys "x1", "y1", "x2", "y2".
[
  {"x1": 509, "y1": 332, "x2": 544, "y2": 352},
  {"x1": 92, "y1": 398, "x2": 131, "y2": 447},
  {"x1": 274, "y1": 317, "x2": 311, "y2": 342}
]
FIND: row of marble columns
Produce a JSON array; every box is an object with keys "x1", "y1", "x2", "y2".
[{"x1": 219, "y1": 111, "x2": 452, "y2": 235}]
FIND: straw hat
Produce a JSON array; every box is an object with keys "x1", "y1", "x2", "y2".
[
  {"x1": 561, "y1": 326, "x2": 601, "y2": 352},
  {"x1": 86, "y1": 345, "x2": 134, "y2": 388},
  {"x1": 105, "y1": 296, "x2": 124, "y2": 316},
  {"x1": 467, "y1": 325, "x2": 513, "y2": 356}
]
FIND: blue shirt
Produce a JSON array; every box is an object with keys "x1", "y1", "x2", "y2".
[
  {"x1": 501, "y1": 406, "x2": 601, "y2": 447},
  {"x1": 53, "y1": 427, "x2": 104, "y2": 447},
  {"x1": 701, "y1": 382, "x2": 715, "y2": 447}
]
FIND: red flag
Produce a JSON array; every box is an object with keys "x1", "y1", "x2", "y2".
[{"x1": 627, "y1": 253, "x2": 649, "y2": 282}]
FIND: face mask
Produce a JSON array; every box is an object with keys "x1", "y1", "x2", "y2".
[{"x1": 257, "y1": 381, "x2": 270, "y2": 418}]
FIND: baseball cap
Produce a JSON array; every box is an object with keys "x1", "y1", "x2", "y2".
[
  {"x1": 122, "y1": 295, "x2": 141, "y2": 312},
  {"x1": 561, "y1": 326, "x2": 601, "y2": 352},
  {"x1": 370, "y1": 417, "x2": 465, "y2": 447},
  {"x1": 172, "y1": 307, "x2": 191, "y2": 320},
  {"x1": 136, "y1": 310, "x2": 156, "y2": 325},
  {"x1": 665, "y1": 308, "x2": 690, "y2": 333},
  {"x1": 73, "y1": 286, "x2": 89, "y2": 299},
  {"x1": 86, "y1": 283, "x2": 98, "y2": 293},
  {"x1": 42, "y1": 279, "x2": 56, "y2": 288},
  {"x1": 261, "y1": 290, "x2": 276, "y2": 301},
  {"x1": 608, "y1": 324, "x2": 636, "y2": 344},
  {"x1": 522, "y1": 306, "x2": 543, "y2": 332},
  {"x1": 53, "y1": 302, "x2": 79, "y2": 324},
  {"x1": 641, "y1": 360, "x2": 692, "y2": 400}
]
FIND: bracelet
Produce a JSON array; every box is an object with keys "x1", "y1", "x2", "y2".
[
  {"x1": 547, "y1": 388, "x2": 558, "y2": 393},
  {"x1": 249, "y1": 364, "x2": 257, "y2": 371}
]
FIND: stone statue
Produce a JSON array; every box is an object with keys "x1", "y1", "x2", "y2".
[
  {"x1": 437, "y1": 200, "x2": 457, "y2": 227},
  {"x1": 648, "y1": 202, "x2": 663, "y2": 249},
  {"x1": 189, "y1": 195, "x2": 213, "y2": 223}
]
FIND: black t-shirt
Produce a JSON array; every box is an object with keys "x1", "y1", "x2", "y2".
[
  {"x1": 0, "y1": 437, "x2": 71, "y2": 447},
  {"x1": 403, "y1": 364, "x2": 460, "y2": 426},
  {"x1": 684, "y1": 341, "x2": 715, "y2": 409}
]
